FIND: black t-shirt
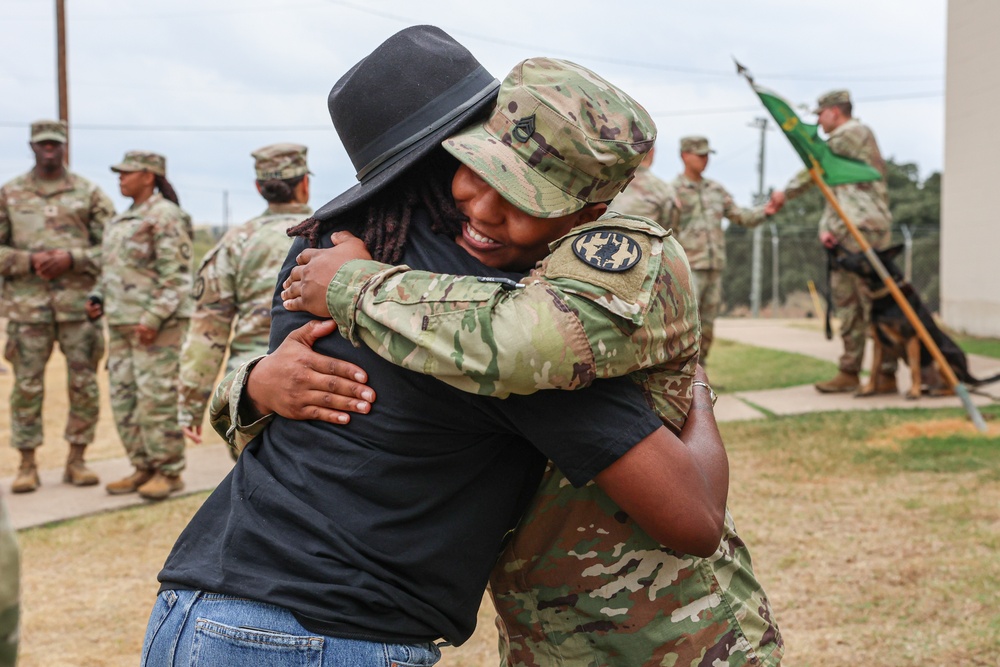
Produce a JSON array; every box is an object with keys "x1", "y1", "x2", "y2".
[{"x1": 158, "y1": 212, "x2": 662, "y2": 646}]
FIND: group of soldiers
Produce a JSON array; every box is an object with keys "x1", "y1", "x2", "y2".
[
  {"x1": 0, "y1": 83, "x2": 892, "y2": 664},
  {"x1": 0, "y1": 121, "x2": 314, "y2": 665},
  {"x1": 612, "y1": 88, "x2": 894, "y2": 393}
]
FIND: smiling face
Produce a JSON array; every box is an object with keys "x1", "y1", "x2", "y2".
[{"x1": 451, "y1": 164, "x2": 606, "y2": 271}]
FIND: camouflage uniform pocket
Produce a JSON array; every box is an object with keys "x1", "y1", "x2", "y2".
[
  {"x1": 87, "y1": 321, "x2": 106, "y2": 367},
  {"x1": 3, "y1": 322, "x2": 18, "y2": 365}
]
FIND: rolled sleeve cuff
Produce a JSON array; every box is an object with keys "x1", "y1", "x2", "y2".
[
  {"x1": 227, "y1": 356, "x2": 274, "y2": 450},
  {"x1": 67, "y1": 248, "x2": 87, "y2": 271},
  {"x1": 325, "y1": 259, "x2": 408, "y2": 344},
  {"x1": 138, "y1": 311, "x2": 164, "y2": 331},
  {"x1": 9, "y1": 250, "x2": 32, "y2": 276}
]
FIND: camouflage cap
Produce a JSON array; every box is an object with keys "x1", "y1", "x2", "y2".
[
  {"x1": 251, "y1": 142, "x2": 310, "y2": 181},
  {"x1": 442, "y1": 57, "x2": 656, "y2": 219},
  {"x1": 679, "y1": 135, "x2": 714, "y2": 155},
  {"x1": 110, "y1": 151, "x2": 166, "y2": 177},
  {"x1": 813, "y1": 89, "x2": 851, "y2": 113},
  {"x1": 30, "y1": 119, "x2": 67, "y2": 143}
]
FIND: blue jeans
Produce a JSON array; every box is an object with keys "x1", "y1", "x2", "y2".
[{"x1": 141, "y1": 590, "x2": 442, "y2": 666}]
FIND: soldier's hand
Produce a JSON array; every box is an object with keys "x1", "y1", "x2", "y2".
[
  {"x1": 183, "y1": 425, "x2": 203, "y2": 444},
  {"x1": 246, "y1": 319, "x2": 375, "y2": 425},
  {"x1": 135, "y1": 323, "x2": 158, "y2": 345},
  {"x1": 819, "y1": 231, "x2": 838, "y2": 249},
  {"x1": 282, "y1": 231, "x2": 374, "y2": 317},
  {"x1": 84, "y1": 298, "x2": 103, "y2": 321},
  {"x1": 764, "y1": 191, "x2": 785, "y2": 216},
  {"x1": 32, "y1": 249, "x2": 73, "y2": 280}
]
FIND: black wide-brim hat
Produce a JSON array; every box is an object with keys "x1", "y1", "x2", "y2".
[{"x1": 313, "y1": 25, "x2": 500, "y2": 221}]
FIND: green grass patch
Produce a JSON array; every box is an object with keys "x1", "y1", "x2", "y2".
[
  {"x1": 708, "y1": 338, "x2": 837, "y2": 392},
  {"x1": 855, "y1": 431, "x2": 1000, "y2": 475},
  {"x1": 720, "y1": 405, "x2": 1000, "y2": 477},
  {"x1": 192, "y1": 225, "x2": 221, "y2": 268},
  {"x1": 952, "y1": 333, "x2": 1000, "y2": 359}
]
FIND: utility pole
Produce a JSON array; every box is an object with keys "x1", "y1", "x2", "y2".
[
  {"x1": 748, "y1": 117, "x2": 769, "y2": 317},
  {"x1": 222, "y1": 190, "x2": 230, "y2": 233},
  {"x1": 55, "y1": 0, "x2": 69, "y2": 164}
]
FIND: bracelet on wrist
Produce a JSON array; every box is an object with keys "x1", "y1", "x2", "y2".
[{"x1": 692, "y1": 380, "x2": 718, "y2": 407}]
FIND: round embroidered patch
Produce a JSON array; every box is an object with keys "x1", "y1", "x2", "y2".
[{"x1": 571, "y1": 231, "x2": 642, "y2": 272}]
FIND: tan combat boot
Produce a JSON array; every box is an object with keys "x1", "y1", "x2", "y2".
[
  {"x1": 11, "y1": 448, "x2": 40, "y2": 494},
  {"x1": 63, "y1": 444, "x2": 100, "y2": 486},
  {"x1": 814, "y1": 371, "x2": 860, "y2": 394},
  {"x1": 138, "y1": 472, "x2": 184, "y2": 501},
  {"x1": 856, "y1": 372, "x2": 897, "y2": 397},
  {"x1": 105, "y1": 468, "x2": 154, "y2": 495}
]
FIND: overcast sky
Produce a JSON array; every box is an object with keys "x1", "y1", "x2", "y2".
[{"x1": 1, "y1": 0, "x2": 946, "y2": 226}]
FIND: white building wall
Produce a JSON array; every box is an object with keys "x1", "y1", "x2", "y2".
[{"x1": 942, "y1": 0, "x2": 1000, "y2": 336}]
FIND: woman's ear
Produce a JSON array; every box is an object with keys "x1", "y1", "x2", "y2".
[{"x1": 576, "y1": 202, "x2": 608, "y2": 225}]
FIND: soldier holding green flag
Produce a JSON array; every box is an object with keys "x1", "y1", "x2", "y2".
[{"x1": 769, "y1": 89, "x2": 898, "y2": 394}]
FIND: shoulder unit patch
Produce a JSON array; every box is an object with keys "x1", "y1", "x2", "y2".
[{"x1": 571, "y1": 231, "x2": 642, "y2": 272}]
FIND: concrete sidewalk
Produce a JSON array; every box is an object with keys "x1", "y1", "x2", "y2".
[
  {"x1": 715, "y1": 317, "x2": 1000, "y2": 418},
  {"x1": 3, "y1": 317, "x2": 997, "y2": 531}
]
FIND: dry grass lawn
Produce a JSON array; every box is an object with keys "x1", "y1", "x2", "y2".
[{"x1": 3, "y1": 329, "x2": 1000, "y2": 666}]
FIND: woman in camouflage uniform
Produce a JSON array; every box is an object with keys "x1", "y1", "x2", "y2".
[{"x1": 86, "y1": 151, "x2": 193, "y2": 501}]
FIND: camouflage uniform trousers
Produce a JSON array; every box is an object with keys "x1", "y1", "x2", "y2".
[
  {"x1": 691, "y1": 268, "x2": 722, "y2": 363},
  {"x1": 3, "y1": 319, "x2": 104, "y2": 450},
  {"x1": 0, "y1": 494, "x2": 18, "y2": 667},
  {"x1": 107, "y1": 318, "x2": 187, "y2": 475}
]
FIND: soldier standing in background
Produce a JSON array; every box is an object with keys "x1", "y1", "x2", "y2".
[
  {"x1": 610, "y1": 145, "x2": 680, "y2": 231},
  {"x1": 769, "y1": 90, "x2": 896, "y2": 394},
  {"x1": 86, "y1": 151, "x2": 194, "y2": 501},
  {"x1": 178, "y1": 143, "x2": 312, "y2": 445},
  {"x1": 670, "y1": 136, "x2": 774, "y2": 364},
  {"x1": 0, "y1": 120, "x2": 114, "y2": 493},
  {"x1": 0, "y1": 492, "x2": 17, "y2": 667}
]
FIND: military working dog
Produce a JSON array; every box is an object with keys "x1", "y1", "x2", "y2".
[{"x1": 836, "y1": 244, "x2": 1000, "y2": 399}]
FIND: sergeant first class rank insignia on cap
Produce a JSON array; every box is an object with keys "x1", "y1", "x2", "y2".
[{"x1": 572, "y1": 231, "x2": 642, "y2": 272}]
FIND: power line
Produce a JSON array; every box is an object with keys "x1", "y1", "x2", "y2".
[{"x1": 0, "y1": 90, "x2": 942, "y2": 134}]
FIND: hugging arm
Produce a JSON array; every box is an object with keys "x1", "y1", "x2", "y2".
[
  {"x1": 208, "y1": 319, "x2": 375, "y2": 455},
  {"x1": 595, "y1": 369, "x2": 727, "y2": 556},
  {"x1": 282, "y1": 218, "x2": 699, "y2": 429}
]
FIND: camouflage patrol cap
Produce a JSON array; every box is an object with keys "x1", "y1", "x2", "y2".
[
  {"x1": 111, "y1": 151, "x2": 166, "y2": 177},
  {"x1": 813, "y1": 89, "x2": 851, "y2": 113},
  {"x1": 679, "y1": 136, "x2": 714, "y2": 155},
  {"x1": 251, "y1": 143, "x2": 310, "y2": 181},
  {"x1": 442, "y1": 57, "x2": 656, "y2": 219},
  {"x1": 30, "y1": 119, "x2": 67, "y2": 143}
]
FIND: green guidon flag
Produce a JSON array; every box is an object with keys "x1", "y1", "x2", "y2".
[{"x1": 736, "y1": 62, "x2": 882, "y2": 186}]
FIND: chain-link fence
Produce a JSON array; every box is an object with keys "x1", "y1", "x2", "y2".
[{"x1": 722, "y1": 223, "x2": 940, "y2": 319}]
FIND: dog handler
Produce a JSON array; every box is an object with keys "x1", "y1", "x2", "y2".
[{"x1": 769, "y1": 89, "x2": 897, "y2": 394}]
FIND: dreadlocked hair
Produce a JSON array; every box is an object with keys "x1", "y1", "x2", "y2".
[
  {"x1": 287, "y1": 149, "x2": 466, "y2": 264},
  {"x1": 154, "y1": 174, "x2": 180, "y2": 206}
]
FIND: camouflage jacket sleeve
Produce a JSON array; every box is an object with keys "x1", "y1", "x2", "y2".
[
  {"x1": 324, "y1": 214, "x2": 699, "y2": 428},
  {"x1": 66, "y1": 186, "x2": 114, "y2": 278},
  {"x1": 783, "y1": 167, "x2": 814, "y2": 200},
  {"x1": 0, "y1": 185, "x2": 32, "y2": 276},
  {"x1": 720, "y1": 186, "x2": 767, "y2": 228},
  {"x1": 208, "y1": 356, "x2": 273, "y2": 455},
  {"x1": 141, "y1": 204, "x2": 194, "y2": 330},
  {"x1": 178, "y1": 236, "x2": 240, "y2": 427}
]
